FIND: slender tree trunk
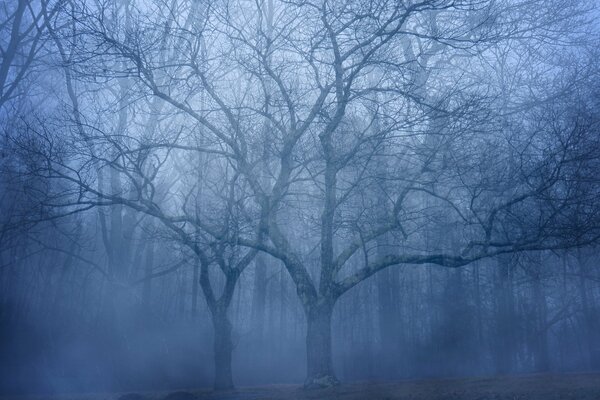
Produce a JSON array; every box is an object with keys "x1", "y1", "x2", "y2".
[
  {"x1": 532, "y1": 271, "x2": 549, "y2": 371},
  {"x1": 377, "y1": 266, "x2": 399, "y2": 377},
  {"x1": 251, "y1": 255, "x2": 267, "y2": 342},
  {"x1": 141, "y1": 229, "x2": 154, "y2": 314},
  {"x1": 473, "y1": 263, "x2": 483, "y2": 349},
  {"x1": 574, "y1": 251, "x2": 600, "y2": 369},
  {"x1": 278, "y1": 268, "x2": 287, "y2": 354},
  {"x1": 212, "y1": 308, "x2": 234, "y2": 390},
  {"x1": 192, "y1": 257, "x2": 200, "y2": 317},
  {"x1": 305, "y1": 300, "x2": 339, "y2": 388},
  {"x1": 494, "y1": 257, "x2": 515, "y2": 374}
]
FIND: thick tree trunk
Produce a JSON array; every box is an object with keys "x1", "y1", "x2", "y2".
[
  {"x1": 212, "y1": 311, "x2": 234, "y2": 390},
  {"x1": 199, "y1": 258, "x2": 241, "y2": 391},
  {"x1": 305, "y1": 301, "x2": 339, "y2": 389}
]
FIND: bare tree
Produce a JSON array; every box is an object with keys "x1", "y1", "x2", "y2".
[
  {"x1": 25, "y1": 0, "x2": 600, "y2": 390},
  {"x1": 0, "y1": 0, "x2": 63, "y2": 109}
]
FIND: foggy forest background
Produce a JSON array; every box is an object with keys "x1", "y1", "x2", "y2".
[{"x1": 1, "y1": 0, "x2": 600, "y2": 396}]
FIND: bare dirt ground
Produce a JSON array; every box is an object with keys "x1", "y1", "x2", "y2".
[{"x1": 4, "y1": 372, "x2": 600, "y2": 400}]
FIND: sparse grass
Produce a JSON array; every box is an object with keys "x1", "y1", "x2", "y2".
[{"x1": 3, "y1": 372, "x2": 600, "y2": 400}]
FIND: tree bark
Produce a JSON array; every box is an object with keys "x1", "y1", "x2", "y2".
[
  {"x1": 305, "y1": 301, "x2": 339, "y2": 388},
  {"x1": 212, "y1": 309, "x2": 234, "y2": 390}
]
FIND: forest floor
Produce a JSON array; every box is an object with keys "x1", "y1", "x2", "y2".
[{"x1": 4, "y1": 372, "x2": 600, "y2": 400}]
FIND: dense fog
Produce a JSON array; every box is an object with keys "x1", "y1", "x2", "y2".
[
  {"x1": 1, "y1": 0, "x2": 600, "y2": 396},
  {"x1": 3, "y1": 246, "x2": 600, "y2": 394}
]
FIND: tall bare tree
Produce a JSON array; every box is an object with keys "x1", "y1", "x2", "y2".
[{"x1": 25, "y1": 0, "x2": 600, "y2": 390}]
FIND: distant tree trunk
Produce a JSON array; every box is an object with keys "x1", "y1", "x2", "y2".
[
  {"x1": 278, "y1": 268, "x2": 287, "y2": 354},
  {"x1": 558, "y1": 255, "x2": 569, "y2": 369},
  {"x1": 141, "y1": 228, "x2": 154, "y2": 313},
  {"x1": 305, "y1": 300, "x2": 338, "y2": 388},
  {"x1": 494, "y1": 256, "x2": 516, "y2": 374},
  {"x1": 192, "y1": 257, "x2": 200, "y2": 317},
  {"x1": 371, "y1": 83, "x2": 400, "y2": 377},
  {"x1": 439, "y1": 268, "x2": 472, "y2": 375},
  {"x1": 576, "y1": 252, "x2": 599, "y2": 369},
  {"x1": 532, "y1": 266, "x2": 549, "y2": 372},
  {"x1": 178, "y1": 271, "x2": 187, "y2": 316},
  {"x1": 473, "y1": 263, "x2": 484, "y2": 351},
  {"x1": 251, "y1": 0, "x2": 274, "y2": 347},
  {"x1": 51, "y1": 235, "x2": 79, "y2": 320},
  {"x1": 376, "y1": 245, "x2": 400, "y2": 377},
  {"x1": 251, "y1": 255, "x2": 267, "y2": 342},
  {"x1": 212, "y1": 307, "x2": 234, "y2": 390}
]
